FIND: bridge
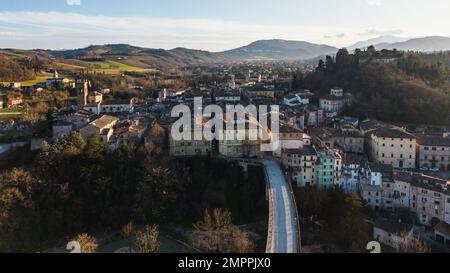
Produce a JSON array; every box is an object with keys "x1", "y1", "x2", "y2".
[
  {"x1": 226, "y1": 157, "x2": 301, "y2": 253},
  {"x1": 175, "y1": 155, "x2": 301, "y2": 253}
]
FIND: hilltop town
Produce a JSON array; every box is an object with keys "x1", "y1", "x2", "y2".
[{"x1": 0, "y1": 45, "x2": 450, "y2": 254}]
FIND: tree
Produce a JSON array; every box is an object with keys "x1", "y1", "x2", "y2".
[
  {"x1": 121, "y1": 221, "x2": 134, "y2": 239},
  {"x1": 325, "y1": 56, "x2": 335, "y2": 74},
  {"x1": 337, "y1": 193, "x2": 371, "y2": 252},
  {"x1": 135, "y1": 225, "x2": 160, "y2": 253},
  {"x1": 336, "y1": 48, "x2": 352, "y2": 69},
  {"x1": 149, "y1": 122, "x2": 167, "y2": 148},
  {"x1": 193, "y1": 208, "x2": 255, "y2": 253},
  {"x1": 73, "y1": 233, "x2": 98, "y2": 253},
  {"x1": 316, "y1": 60, "x2": 326, "y2": 73},
  {"x1": 133, "y1": 167, "x2": 181, "y2": 222},
  {"x1": 392, "y1": 231, "x2": 430, "y2": 253},
  {"x1": 367, "y1": 45, "x2": 376, "y2": 56},
  {"x1": 0, "y1": 168, "x2": 41, "y2": 252}
]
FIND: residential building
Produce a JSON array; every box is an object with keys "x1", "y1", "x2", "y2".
[
  {"x1": 169, "y1": 118, "x2": 212, "y2": 157},
  {"x1": 283, "y1": 94, "x2": 309, "y2": 106},
  {"x1": 361, "y1": 183, "x2": 383, "y2": 210},
  {"x1": 310, "y1": 126, "x2": 364, "y2": 154},
  {"x1": 7, "y1": 92, "x2": 23, "y2": 108},
  {"x1": 273, "y1": 124, "x2": 311, "y2": 158},
  {"x1": 411, "y1": 175, "x2": 448, "y2": 226},
  {"x1": 360, "y1": 163, "x2": 393, "y2": 210},
  {"x1": 369, "y1": 127, "x2": 417, "y2": 169},
  {"x1": 282, "y1": 146, "x2": 318, "y2": 187},
  {"x1": 434, "y1": 222, "x2": 450, "y2": 247},
  {"x1": 84, "y1": 99, "x2": 134, "y2": 115},
  {"x1": 340, "y1": 153, "x2": 366, "y2": 193},
  {"x1": 218, "y1": 121, "x2": 262, "y2": 158},
  {"x1": 79, "y1": 115, "x2": 118, "y2": 143},
  {"x1": 445, "y1": 189, "x2": 450, "y2": 225},
  {"x1": 52, "y1": 121, "x2": 73, "y2": 141},
  {"x1": 316, "y1": 148, "x2": 342, "y2": 190},
  {"x1": 53, "y1": 109, "x2": 93, "y2": 130},
  {"x1": 319, "y1": 88, "x2": 352, "y2": 115},
  {"x1": 393, "y1": 172, "x2": 449, "y2": 226},
  {"x1": 213, "y1": 90, "x2": 241, "y2": 103},
  {"x1": 373, "y1": 218, "x2": 413, "y2": 249},
  {"x1": 417, "y1": 134, "x2": 450, "y2": 171}
]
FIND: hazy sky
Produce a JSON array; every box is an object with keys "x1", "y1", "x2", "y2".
[{"x1": 0, "y1": 0, "x2": 449, "y2": 51}]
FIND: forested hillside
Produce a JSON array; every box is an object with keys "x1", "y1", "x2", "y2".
[
  {"x1": 0, "y1": 54, "x2": 36, "y2": 82},
  {"x1": 294, "y1": 48, "x2": 450, "y2": 126}
]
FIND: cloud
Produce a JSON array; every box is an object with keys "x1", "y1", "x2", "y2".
[
  {"x1": 358, "y1": 28, "x2": 403, "y2": 37},
  {"x1": 66, "y1": 0, "x2": 81, "y2": 6},
  {"x1": 0, "y1": 11, "x2": 360, "y2": 50},
  {"x1": 365, "y1": 0, "x2": 382, "y2": 6},
  {"x1": 324, "y1": 33, "x2": 346, "y2": 39}
]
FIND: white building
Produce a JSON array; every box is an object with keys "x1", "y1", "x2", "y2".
[
  {"x1": 282, "y1": 146, "x2": 318, "y2": 187},
  {"x1": 373, "y1": 219, "x2": 413, "y2": 249},
  {"x1": 283, "y1": 94, "x2": 309, "y2": 106},
  {"x1": 84, "y1": 99, "x2": 134, "y2": 115},
  {"x1": 340, "y1": 154, "x2": 365, "y2": 193},
  {"x1": 319, "y1": 88, "x2": 352, "y2": 115}
]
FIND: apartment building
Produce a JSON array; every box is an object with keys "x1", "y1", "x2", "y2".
[
  {"x1": 393, "y1": 172, "x2": 450, "y2": 227},
  {"x1": 316, "y1": 148, "x2": 342, "y2": 190},
  {"x1": 218, "y1": 119, "x2": 262, "y2": 158},
  {"x1": 273, "y1": 124, "x2": 311, "y2": 158},
  {"x1": 310, "y1": 126, "x2": 364, "y2": 154},
  {"x1": 340, "y1": 153, "x2": 366, "y2": 193},
  {"x1": 417, "y1": 134, "x2": 450, "y2": 171},
  {"x1": 169, "y1": 117, "x2": 212, "y2": 157},
  {"x1": 412, "y1": 176, "x2": 448, "y2": 226},
  {"x1": 370, "y1": 127, "x2": 417, "y2": 169},
  {"x1": 359, "y1": 163, "x2": 393, "y2": 211},
  {"x1": 282, "y1": 146, "x2": 318, "y2": 187}
]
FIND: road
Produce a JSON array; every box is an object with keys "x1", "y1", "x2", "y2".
[
  {"x1": 261, "y1": 159, "x2": 300, "y2": 253},
  {"x1": 182, "y1": 155, "x2": 301, "y2": 253}
]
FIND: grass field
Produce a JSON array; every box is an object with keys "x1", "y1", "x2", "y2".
[
  {"x1": 57, "y1": 59, "x2": 157, "y2": 75},
  {"x1": 1, "y1": 73, "x2": 53, "y2": 87},
  {"x1": 89, "y1": 60, "x2": 156, "y2": 74}
]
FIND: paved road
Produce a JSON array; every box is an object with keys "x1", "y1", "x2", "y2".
[
  {"x1": 261, "y1": 160, "x2": 299, "y2": 253},
  {"x1": 190, "y1": 155, "x2": 301, "y2": 253}
]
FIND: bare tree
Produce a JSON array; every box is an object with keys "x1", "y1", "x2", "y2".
[
  {"x1": 135, "y1": 225, "x2": 160, "y2": 253},
  {"x1": 121, "y1": 221, "x2": 134, "y2": 239},
  {"x1": 193, "y1": 208, "x2": 255, "y2": 253},
  {"x1": 73, "y1": 233, "x2": 98, "y2": 253},
  {"x1": 392, "y1": 231, "x2": 430, "y2": 253}
]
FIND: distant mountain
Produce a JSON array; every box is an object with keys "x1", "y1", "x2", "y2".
[
  {"x1": 3, "y1": 37, "x2": 450, "y2": 71},
  {"x1": 382, "y1": 36, "x2": 450, "y2": 52},
  {"x1": 47, "y1": 44, "x2": 236, "y2": 69},
  {"x1": 349, "y1": 35, "x2": 409, "y2": 50},
  {"x1": 222, "y1": 39, "x2": 338, "y2": 61}
]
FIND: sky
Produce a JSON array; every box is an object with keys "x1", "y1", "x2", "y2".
[{"x1": 0, "y1": 0, "x2": 449, "y2": 51}]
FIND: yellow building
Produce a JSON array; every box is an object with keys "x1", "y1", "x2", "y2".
[
  {"x1": 218, "y1": 120, "x2": 263, "y2": 158},
  {"x1": 169, "y1": 118, "x2": 212, "y2": 157},
  {"x1": 370, "y1": 127, "x2": 417, "y2": 169}
]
